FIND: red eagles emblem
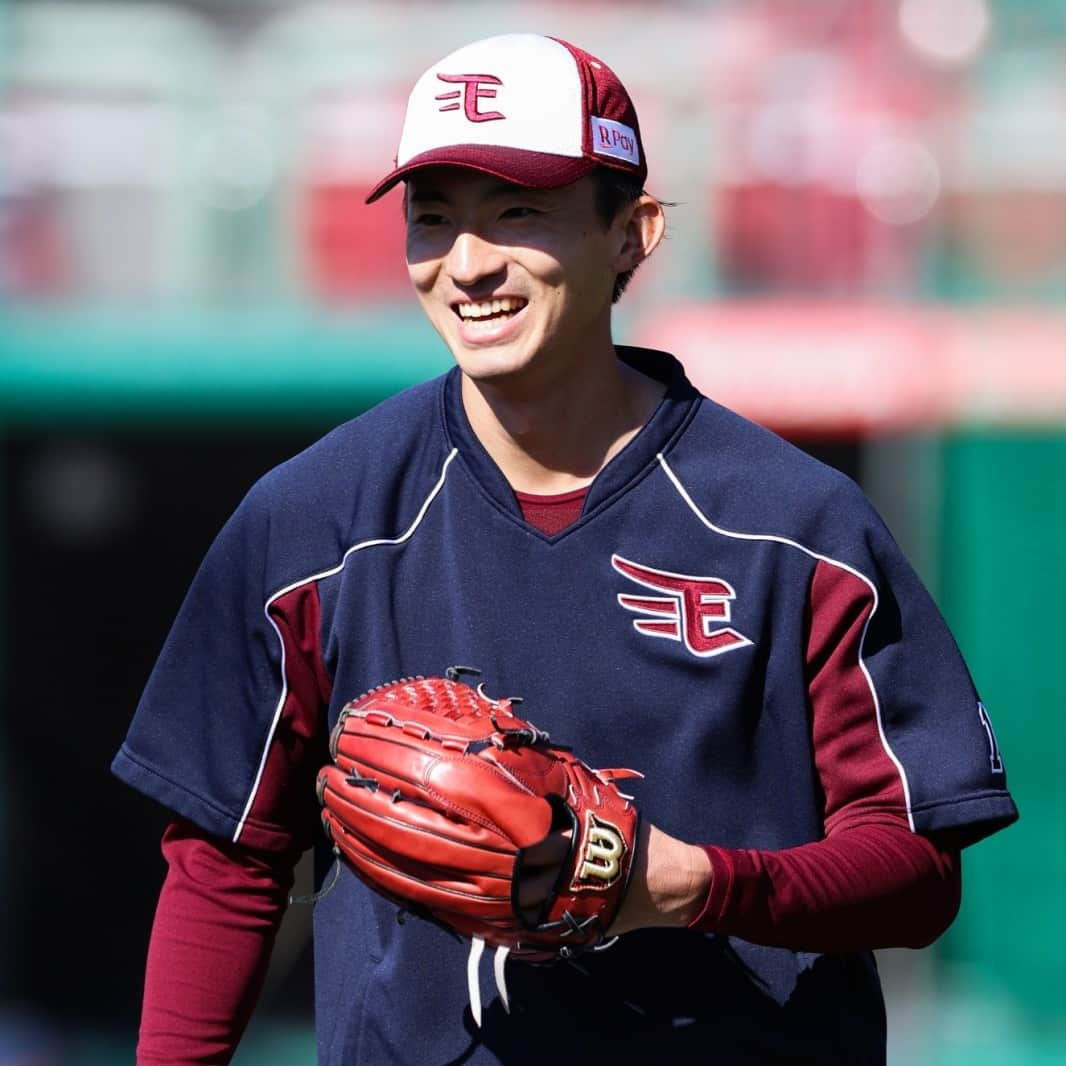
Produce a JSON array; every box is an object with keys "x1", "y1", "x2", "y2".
[{"x1": 612, "y1": 554, "x2": 752, "y2": 658}]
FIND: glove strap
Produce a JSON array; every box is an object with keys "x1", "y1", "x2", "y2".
[
  {"x1": 494, "y1": 945, "x2": 512, "y2": 1016},
  {"x1": 467, "y1": 937, "x2": 486, "y2": 1027},
  {"x1": 465, "y1": 938, "x2": 513, "y2": 1028}
]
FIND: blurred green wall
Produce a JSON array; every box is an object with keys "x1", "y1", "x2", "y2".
[{"x1": 938, "y1": 433, "x2": 1066, "y2": 1019}]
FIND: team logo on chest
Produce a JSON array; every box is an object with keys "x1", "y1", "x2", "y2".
[{"x1": 612, "y1": 554, "x2": 752, "y2": 658}]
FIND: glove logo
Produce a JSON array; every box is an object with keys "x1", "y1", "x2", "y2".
[
  {"x1": 612, "y1": 553, "x2": 752, "y2": 658},
  {"x1": 574, "y1": 812, "x2": 627, "y2": 890}
]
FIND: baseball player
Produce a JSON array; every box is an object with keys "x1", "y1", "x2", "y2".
[{"x1": 113, "y1": 33, "x2": 1017, "y2": 1065}]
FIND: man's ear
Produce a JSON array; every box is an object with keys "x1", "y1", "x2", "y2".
[{"x1": 613, "y1": 195, "x2": 666, "y2": 274}]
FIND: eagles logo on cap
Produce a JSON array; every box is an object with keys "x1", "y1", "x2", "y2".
[
  {"x1": 365, "y1": 33, "x2": 647, "y2": 203},
  {"x1": 434, "y1": 74, "x2": 506, "y2": 122}
]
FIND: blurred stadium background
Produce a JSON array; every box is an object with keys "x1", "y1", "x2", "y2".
[{"x1": 0, "y1": 0, "x2": 1063, "y2": 1063}]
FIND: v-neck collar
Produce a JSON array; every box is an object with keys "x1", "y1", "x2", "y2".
[{"x1": 439, "y1": 346, "x2": 701, "y2": 528}]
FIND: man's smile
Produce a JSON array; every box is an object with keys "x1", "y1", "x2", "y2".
[{"x1": 455, "y1": 296, "x2": 529, "y2": 324}]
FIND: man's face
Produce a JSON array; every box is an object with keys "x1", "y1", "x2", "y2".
[{"x1": 404, "y1": 167, "x2": 622, "y2": 390}]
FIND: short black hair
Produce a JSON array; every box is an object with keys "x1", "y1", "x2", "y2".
[{"x1": 591, "y1": 167, "x2": 649, "y2": 303}]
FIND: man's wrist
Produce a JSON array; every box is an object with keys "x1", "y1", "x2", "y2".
[{"x1": 613, "y1": 822, "x2": 713, "y2": 934}]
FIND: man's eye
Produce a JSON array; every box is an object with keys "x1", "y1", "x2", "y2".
[
  {"x1": 411, "y1": 212, "x2": 447, "y2": 227},
  {"x1": 501, "y1": 206, "x2": 538, "y2": 220}
]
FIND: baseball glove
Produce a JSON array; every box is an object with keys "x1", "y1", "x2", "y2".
[{"x1": 316, "y1": 668, "x2": 642, "y2": 1015}]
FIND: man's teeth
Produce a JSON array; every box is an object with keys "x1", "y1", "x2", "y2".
[{"x1": 458, "y1": 298, "x2": 525, "y2": 319}]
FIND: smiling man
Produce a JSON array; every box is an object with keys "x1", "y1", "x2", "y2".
[
  {"x1": 403, "y1": 167, "x2": 667, "y2": 495},
  {"x1": 114, "y1": 33, "x2": 1017, "y2": 1066}
]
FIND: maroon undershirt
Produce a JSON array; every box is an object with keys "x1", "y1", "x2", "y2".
[
  {"x1": 137, "y1": 487, "x2": 962, "y2": 1062},
  {"x1": 512, "y1": 486, "x2": 590, "y2": 536}
]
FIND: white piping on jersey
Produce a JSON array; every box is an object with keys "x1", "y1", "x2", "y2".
[
  {"x1": 656, "y1": 452, "x2": 915, "y2": 831},
  {"x1": 234, "y1": 447, "x2": 460, "y2": 844}
]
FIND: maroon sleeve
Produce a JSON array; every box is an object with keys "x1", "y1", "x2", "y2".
[
  {"x1": 137, "y1": 819, "x2": 298, "y2": 1065},
  {"x1": 806, "y1": 559, "x2": 911, "y2": 833},
  {"x1": 689, "y1": 824, "x2": 961, "y2": 951},
  {"x1": 236, "y1": 581, "x2": 332, "y2": 854},
  {"x1": 689, "y1": 558, "x2": 962, "y2": 951}
]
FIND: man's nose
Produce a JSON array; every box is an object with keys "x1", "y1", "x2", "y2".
[{"x1": 445, "y1": 230, "x2": 506, "y2": 286}]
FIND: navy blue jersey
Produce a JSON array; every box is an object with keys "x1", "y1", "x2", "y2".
[{"x1": 113, "y1": 347, "x2": 1017, "y2": 1065}]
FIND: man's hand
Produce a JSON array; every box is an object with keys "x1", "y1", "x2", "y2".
[
  {"x1": 518, "y1": 822, "x2": 712, "y2": 935},
  {"x1": 320, "y1": 672, "x2": 643, "y2": 962}
]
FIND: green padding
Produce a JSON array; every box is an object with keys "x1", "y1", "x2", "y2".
[
  {"x1": 0, "y1": 308, "x2": 451, "y2": 425},
  {"x1": 938, "y1": 432, "x2": 1066, "y2": 1019}
]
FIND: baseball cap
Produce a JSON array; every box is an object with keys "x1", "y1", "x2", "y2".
[{"x1": 365, "y1": 33, "x2": 647, "y2": 204}]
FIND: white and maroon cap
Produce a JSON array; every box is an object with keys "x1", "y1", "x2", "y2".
[{"x1": 365, "y1": 33, "x2": 647, "y2": 203}]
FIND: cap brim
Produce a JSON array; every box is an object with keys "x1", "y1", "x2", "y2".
[{"x1": 364, "y1": 145, "x2": 596, "y2": 203}]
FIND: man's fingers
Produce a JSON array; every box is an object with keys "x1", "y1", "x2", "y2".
[
  {"x1": 522, "y1": 831, "x2": 572, "y2": 868},
  {"x1": 515, "y1": 866, "x2": 560, "y2": 910},
  {"x1": 516, "y1": 830, "x2": 573, "y2": 912}
]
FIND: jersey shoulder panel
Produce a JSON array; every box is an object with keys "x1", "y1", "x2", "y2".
[
  {"x1": 663, "y1": 396, "x2": 874, "y2": 559},
  {"x1": 252, "y1": 372, "x2": 445, "y2": 506},
  {"x1": 662, "y1": 396, "x2": 1018, "y2": 844},
  {"x1": 111, "y1": 374, "x2": 456, "y2": 848},
  {"x1": 237, "y1": 374, "x2": 452, "y2": 594}
]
